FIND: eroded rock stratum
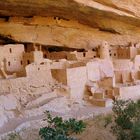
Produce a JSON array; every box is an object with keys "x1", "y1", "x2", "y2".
[{"x1": 0, "y1": 0, "x2": 140, "y2": 48}]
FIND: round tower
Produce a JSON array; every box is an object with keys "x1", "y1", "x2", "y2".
[{"x1": 99, "y1": 41, "x2": 110, "y2": 59}]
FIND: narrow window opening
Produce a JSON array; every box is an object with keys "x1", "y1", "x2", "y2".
[
  {"x1": 44, "y1": 54, "x2": 47, "y2": 58},
  {"x1": 9, "y1": 48, "x2": 12, "y2": 53},
  {"x1": 8, "y1": 61, "x2": 10, "y2": 66},
  {"x1": 83, "y1": 52, "x2": 86, "y2": 57},
  {"x1": 27, "y1": 60, "x2": 30, "y2": 64}
]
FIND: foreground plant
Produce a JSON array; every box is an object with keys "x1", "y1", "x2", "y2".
[
  {"x1": 39, "y1": 111, "x2": 86, "y2": 140},
  {"x1": 1, "y1": 132, "x2": 22, "y2": 140},
  {"x1": 112, "y1": 99, "x2": 140, "y2": 140}
]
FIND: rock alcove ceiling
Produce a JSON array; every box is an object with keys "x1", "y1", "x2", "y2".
[{"x1": 0, "y1": 0, "x2": 140, "y2": 49}]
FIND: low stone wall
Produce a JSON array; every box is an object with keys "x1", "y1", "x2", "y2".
[
  {"x1": 119, "y1": 85, "x2": 140, "y2": 100},
  {"x1": 0, "y1": 74, "x2": 53, "y2": 94},
  {"x1": 0, "y1": 77, "x2": 28, "y2": 94}
]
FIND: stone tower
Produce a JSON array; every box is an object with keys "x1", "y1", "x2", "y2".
[{"x1": 99, "y1": 41, "x2": 110, "y2": 59}]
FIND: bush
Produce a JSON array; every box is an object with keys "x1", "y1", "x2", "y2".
[
  {"x1": 112, "y1": 99, "x2": 140, "y2": 140},
  {"x1": 39, "y1": 111, "x2": 86, "y2": 140}
]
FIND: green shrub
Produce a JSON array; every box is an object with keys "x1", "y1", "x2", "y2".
[
  {"x1": 111, "y1": 99, "x2": 140, "y2": 140},
  {"x1": 39, "y1": 111, "x2": 86, "y2": 140}
]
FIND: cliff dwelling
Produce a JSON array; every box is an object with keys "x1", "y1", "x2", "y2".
[{"x1": 1, "y1": 0, "x2": 140, "y2": 139}]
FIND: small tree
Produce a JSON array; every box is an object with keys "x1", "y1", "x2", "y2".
[
  {"x1": 112, "y1": 99, "x2": 140, "y2": 140},
  {"x1": 39, "y1": 111, "x2": 86, "y2": 140}
]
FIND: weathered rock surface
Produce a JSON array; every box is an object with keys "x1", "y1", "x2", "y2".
[
  {"x1": 25, "y1": 91, "x2": 58, "y2": 109},
  {"x1": 0, "y1": 94, "x2": 19, "y2": 127},
  {"x1": 0, "y1": 94, "x2": 18, "y2": 110},
  {"x1": 0, "y1": 0, "x2": 139, "y2": 48}
]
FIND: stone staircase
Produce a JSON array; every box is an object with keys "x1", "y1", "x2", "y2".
[{"x1": 88, "y1": 87, "x2": 113, "y2": 107}]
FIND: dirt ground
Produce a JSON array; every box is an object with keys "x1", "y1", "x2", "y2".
[
  {"x1": 77, "y1": 115, "x2": 116, "y2": 140},
  {"x1": 2, "y1": 114, "x2": 116, "y2": 140}
]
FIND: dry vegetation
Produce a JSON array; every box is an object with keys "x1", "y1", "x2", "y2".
[
  {"x1": 2, "y1": 114, "x2": 116, "y2": 140},
  {"x1": 77, "y1": 115, "x2": 116, "y2": 140}
]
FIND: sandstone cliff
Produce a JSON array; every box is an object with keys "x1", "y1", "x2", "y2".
[{"x1": 0, "y1": 0, "x2": 140, "y2": 48}]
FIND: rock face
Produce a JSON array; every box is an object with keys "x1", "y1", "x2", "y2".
[
  {"x1": 0, "y1": 0, "x2": 140, "y2": 48},
  {"x1": 0, "y1": 94, "x2": 18, "y2": 127}
]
